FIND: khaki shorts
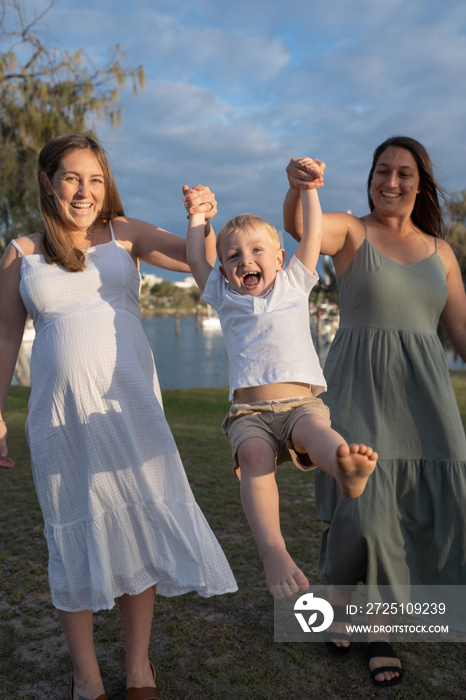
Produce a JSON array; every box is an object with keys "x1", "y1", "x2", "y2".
[{"x1": 222, "y1": 396, "x2": 331, "y2": 479}]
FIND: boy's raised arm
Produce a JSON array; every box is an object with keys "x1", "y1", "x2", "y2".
[
  {"x1": 295, "y1": 188, "x2": 323, "y2": 275},
  {"x1": 186, "y1": 211, "x2": 214, "y2": 293}
]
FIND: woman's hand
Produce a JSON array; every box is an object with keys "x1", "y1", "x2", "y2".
[
  {"x1": 182, "y1": 185, "x2": 217, "y2": 220},
  {"x1": 0, "y1": 424, "x2": 15, "y2": 469},
  {"x1": 286, "y1": 157, "x2": 326, "y2": 190}
]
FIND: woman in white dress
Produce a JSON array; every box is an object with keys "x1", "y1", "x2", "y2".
[{"x1": 0, "y1": 133, "x2": 237, "y2": 700}]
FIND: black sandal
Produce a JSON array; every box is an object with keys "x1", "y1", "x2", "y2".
[
  {"x1": 323, "y1": 604, "x2": 352, "y2": 656},
  {"x1": 367, "y1": 640, "x2": 404, "y2": 687}
]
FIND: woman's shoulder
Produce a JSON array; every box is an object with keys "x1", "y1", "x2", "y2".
[
  {"x1": 107, "y1": 215, "x2": 130, "y2": 232},
  {"x1": 108, "y1": 216, "x2": 152, "y2": 245},
  {"x1": 323, "y1": 210, "x2": 366, "y2": 231},
  {"x1": 436, "y1": 236, "x2": 461, "y2": 271},
  {"x1": 8, "y1": 232, "x2": 43, "y2": 256},
  {"x1": 324, "y1": 213, "x2": 367, "y2": 272}
]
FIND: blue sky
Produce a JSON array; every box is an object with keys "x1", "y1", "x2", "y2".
[{"x1": 23, "y1": 0, "x2": 466, "y2": 279}]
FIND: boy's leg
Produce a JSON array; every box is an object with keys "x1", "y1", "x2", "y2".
[
  {"x1": 291, "y1": 414, "x2": 377, "y2": 498},
  {"x1": 238, "y1": 436, "x2": 309, "y2": 599}
]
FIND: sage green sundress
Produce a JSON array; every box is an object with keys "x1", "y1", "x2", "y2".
[{"x1": 315, "y1": 231, "x2": 466, "y2": 588}]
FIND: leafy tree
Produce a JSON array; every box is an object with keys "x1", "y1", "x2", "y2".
[
  {"x1": 0, "y1": 0, "x2": 145, "y2": 251},
  {"x1": 149, "y1": 281, "x2": 187, "y2": 309},
  {"x1": 447, "y1": 191, "x2": 466, "y2": 284},
  {"x1": 435, "y1": 191, "x2": 466, "y2": 352},
  {"x1": 189, "y1": 286, "x2": 202, "y2": 305},
  {"x1": 151, "y1": 280, "x2": 176, "y2": 298},
  {"x1": 1, "y1": 0, "x2": 144, "y2": 384}
]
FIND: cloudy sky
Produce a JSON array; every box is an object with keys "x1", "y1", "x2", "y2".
[{"x1": 20, "y1": 0, "x2": 466, "y2": 278}]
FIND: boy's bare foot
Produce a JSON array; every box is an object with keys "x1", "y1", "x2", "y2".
[
  {"x1": 262, "y1": 548, "x2": 309, "y2": 599},
  {"x1": 335, "y1": 444, "x2": 377, "y2": 498}
]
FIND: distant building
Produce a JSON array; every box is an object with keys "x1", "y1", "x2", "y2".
[
  {"x1": 173, "y1": 276, "x2": 197, "y2": 289},
  {"x1": 141, "y1": 273, "x2": 163, "y2": 288},
  {"x1": 141, "y1": 273, "x2": 197, "y2": 290}
]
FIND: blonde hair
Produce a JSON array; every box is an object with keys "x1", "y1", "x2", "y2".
[
  {"x1": 37, "y1": 133, "x2": 125, "y2": 272},
  {"x1": 216, "y1": 214, "x2": 281, "y2": 263}
]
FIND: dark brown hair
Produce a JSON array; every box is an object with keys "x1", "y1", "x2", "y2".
[
  {"x1": 37, "y1": 133, "x2": 125, "y2": 271},
  {"x1": 367, "y1": 136, "x2": 448, "y2": 239}
]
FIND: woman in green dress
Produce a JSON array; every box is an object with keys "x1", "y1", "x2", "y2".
[{"x1": 283, "y1": 137, "x2": 466, "y2": 687}]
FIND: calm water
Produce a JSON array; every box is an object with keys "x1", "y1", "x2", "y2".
[
  {"x1": 141, "y1": 314, "x2": 466, "y2": 390},
  {"x1": 141, "y1": 314, "x2": 229, "y2": 389}
]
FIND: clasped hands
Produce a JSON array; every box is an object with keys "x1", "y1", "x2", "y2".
[
  {"x1": 286, "y1": 157, "x2": 326, "y2": 190},
  {"x1": 182, "y1": 184, "x2": 217, "y2": 220},
  {"x1": 181, "y1": 157, "x2": 326, "y2": 219}
]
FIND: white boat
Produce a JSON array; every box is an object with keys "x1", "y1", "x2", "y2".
[
  {"x1": 22, "y1": 318, "x2": 35, "y2": 344},
  {"x1": 201, "y1": 306, "x2": 222, "y2": 331},
  {"x1": 12, "y1": 318, "x2": 35, "y2": 386}
]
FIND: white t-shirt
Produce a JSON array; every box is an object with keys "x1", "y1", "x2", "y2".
[{"x1": 201, "y1": 255, "x2": 327, "y2": 400}]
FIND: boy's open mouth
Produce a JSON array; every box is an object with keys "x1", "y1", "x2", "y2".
[{"x1": 242, "y1": 271, "x2": 261, "y2": 288}]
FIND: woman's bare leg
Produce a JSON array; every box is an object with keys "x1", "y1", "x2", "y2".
[
  {"x1": 368, "y1": 618, "x2": 402, "y2": 683},
  {"x1": 118, "y1": 586, "x2": 157, "y2": 690},
  {"x1": 57, "y1": 609, "x2": 105, "y2": 700},
  {"x1": 327, "y1": 586, "x2": 353, "y2": 648}
]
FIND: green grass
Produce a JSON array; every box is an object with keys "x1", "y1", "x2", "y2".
[{"x1": 1, "y1": 376, "x2": 466, "y2": 699}]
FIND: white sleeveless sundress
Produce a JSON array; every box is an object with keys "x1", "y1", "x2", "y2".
[{"x1": 12, "y1": 226, "x2": 237, "y2": 612}]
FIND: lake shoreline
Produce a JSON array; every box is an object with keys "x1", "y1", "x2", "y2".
[{"x1": 141, "y1": 307, "x2": 198, "y2": 317}]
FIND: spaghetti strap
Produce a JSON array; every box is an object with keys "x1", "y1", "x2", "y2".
[
  {"x1": 11, "y1": 239, "x2": 24, "y2": 256},
  {"x1": 109, "y1": 220, "x2": 116, "y2": 241},
  {"x1": 434, "y1": 237, "x2": 438, "y2": 252},
  {"x1": 361, "y1": 219, "x2": 368, "y2": 238}
]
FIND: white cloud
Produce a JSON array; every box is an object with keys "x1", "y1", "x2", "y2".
[{"x1": 10, "y1": 0, "x2": 466, "y2": 277}]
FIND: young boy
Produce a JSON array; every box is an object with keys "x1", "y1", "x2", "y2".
[{"x1": 185, "y1": 162, "x2": 377, "y2": 599}]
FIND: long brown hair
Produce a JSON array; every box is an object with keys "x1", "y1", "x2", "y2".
[
  {"x1": 367, "y1": 136, "x2": 448, "y2": 239},
  {"x1": 37, "y1": 133, "x2": 125, "y2": 271}
]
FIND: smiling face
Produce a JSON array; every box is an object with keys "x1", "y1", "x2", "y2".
[
  {"x1": 45, "y1": 148, "x2": 106, "y2": 231},
  {"x1": 219, "y1": 225, "x2": 285, "y2": 296},
  {"x1": 370, "y1": 146, "x2": 421, "y2": 218}
]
